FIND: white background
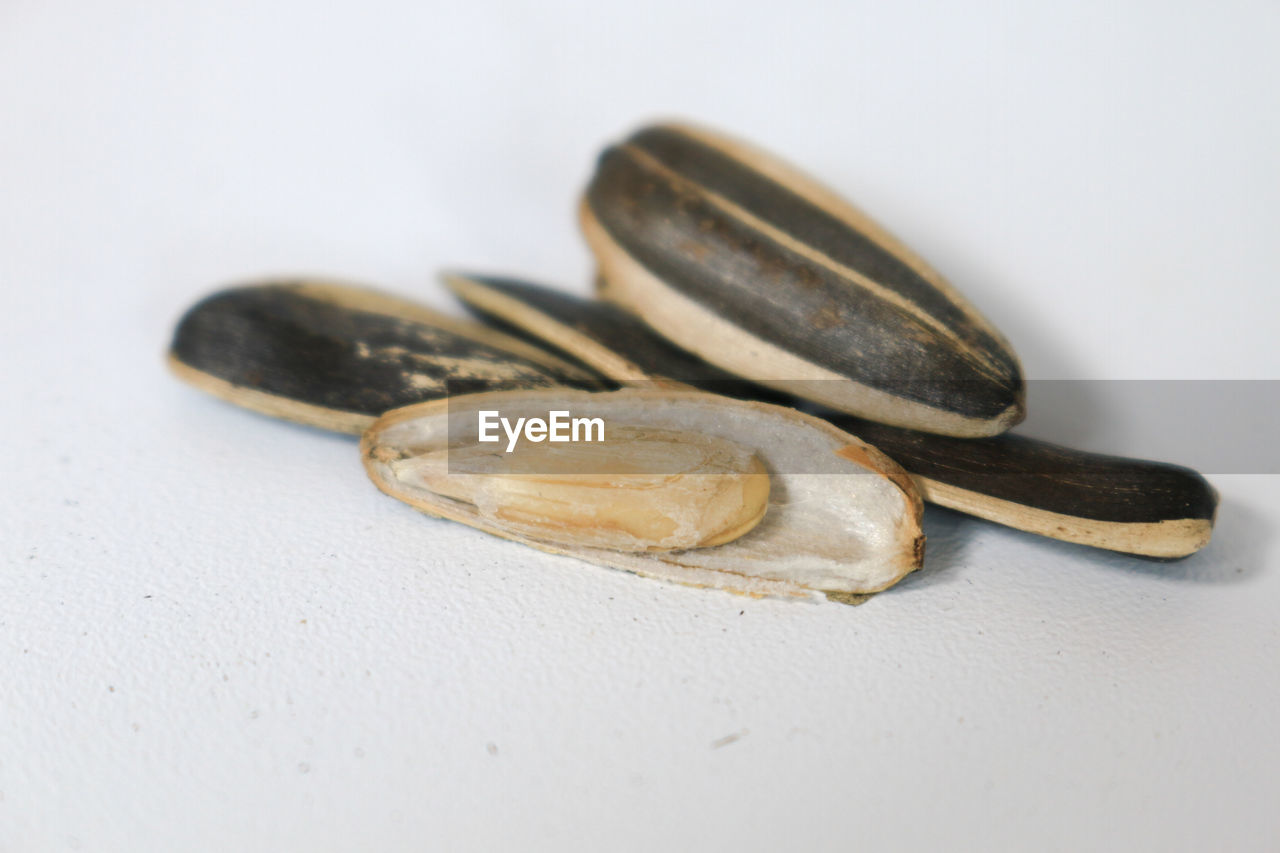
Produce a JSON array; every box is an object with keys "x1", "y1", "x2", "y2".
[{"x1": 2, "y1": 1, "x2": 1278, "y2": 850}]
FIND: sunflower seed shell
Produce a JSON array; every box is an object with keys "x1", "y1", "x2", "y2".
[
  {"x1": 168, "y1": 280, "x2": 605, "y2": 432},
  {"x1": 582, "y1": 122, "x2": 1025, "y2": 437},
  {"x1": 362, "y1": 388, "x2": 926, "y2": 601}
]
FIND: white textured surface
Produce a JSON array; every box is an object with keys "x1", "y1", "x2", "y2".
[{"x1": 2, "y1": 1, "x2": 1278, "y2": 850}]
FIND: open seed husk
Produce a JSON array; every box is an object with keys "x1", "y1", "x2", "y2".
[
  {"x1": 446, "y1": 272, "x2": 1217, "y2": 558},
  {"x1": 362, "y1": 388, "x2": 926, "y2": 601},
  {"x1": 581, "y1": 121, "x2": 1026, "y2": 438},
  {"x1": 168, "y1": 279, "x2": 604, "y2": 433}
]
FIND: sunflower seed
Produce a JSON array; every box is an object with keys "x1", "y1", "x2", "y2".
[
  {"x1": 581, "y1": 122, "x2": 1025, "y2": 437},
  {"x1": 168, "y1": 279, "x2": 605, "y2": 432},
  {"x1": 387, "y1": 425, "x2": 771, "y2": 552},
  {"x1": 363, "y1": 388, "x2": 925, "y2": 600}
]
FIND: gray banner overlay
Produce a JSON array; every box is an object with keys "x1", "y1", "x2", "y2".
[
  {"x1": 1015, "y1": 381, "x2": 1278, "y2": 475},
  {"x1": 442, "y1": 381, "x2": 1279, "y2": 475}
]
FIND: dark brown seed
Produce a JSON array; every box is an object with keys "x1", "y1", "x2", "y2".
[
  {"x1": 168, "y1": 279, "x2": 606, "y2": 433},
  {"x1": 581, "y1": 121, "x2": 1025, "y2": 438}
]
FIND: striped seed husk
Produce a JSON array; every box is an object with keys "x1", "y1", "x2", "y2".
[
  {"x1": 168, "y1": 279, "x2": 606, "y2": 433},
  {"x1": 581, "y1": 121, "x2": 1026, "y2": 438}
]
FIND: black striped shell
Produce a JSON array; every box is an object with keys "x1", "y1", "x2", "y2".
[{"x1": 581, "y1": 122, "x2": 1025, "y2": 438}]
